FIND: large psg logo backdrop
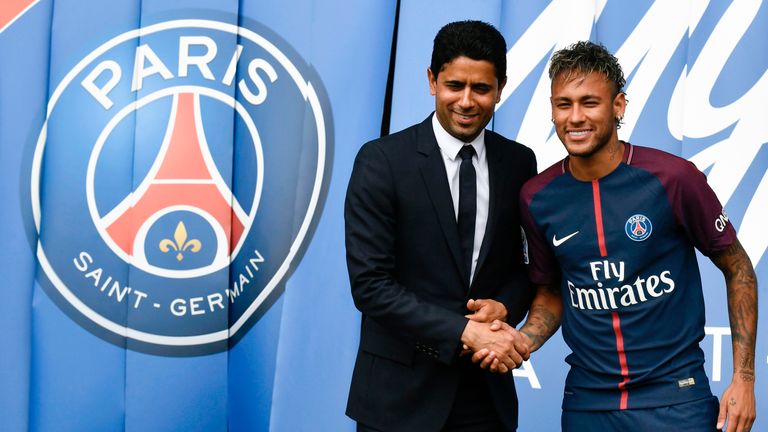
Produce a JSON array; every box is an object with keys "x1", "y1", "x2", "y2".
[
  {"x1": 31, "y1": 19, "x2": 330, "y2": 353},
  {"x1": 2, "y1": 1, "x2": 765, "y2": 431}
]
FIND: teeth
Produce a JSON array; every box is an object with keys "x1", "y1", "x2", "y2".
[{"x1": 569, "y1": 130, "x2": 590, "y2": 136}]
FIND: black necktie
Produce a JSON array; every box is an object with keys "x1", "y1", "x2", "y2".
[{"x1": 457, "y1": 145, "x2": 476, "y2": 285}]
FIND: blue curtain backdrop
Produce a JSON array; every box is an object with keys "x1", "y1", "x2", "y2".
[{"x1": 0, "y1": 1, "x2": 765, "y2": 431}]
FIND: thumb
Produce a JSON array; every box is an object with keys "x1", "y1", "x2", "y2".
[
  {"x1": 466, "y1": 299, "x2": 477, "y2": 311},
  {"x1": 716, "y1": 397, "x2": 727, "y2": 429}
]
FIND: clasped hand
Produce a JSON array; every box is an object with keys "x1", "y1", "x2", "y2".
[{"x1": 461, "y1": 299, "x2": 531, "y2": 374}]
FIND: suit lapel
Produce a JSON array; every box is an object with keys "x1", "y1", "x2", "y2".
[
  {"x1": 416, "y1": 117, "x2": 467, "y2": 284},
  {"x1": 472, "y1": 134, "x2": 502, "y2": 288}
]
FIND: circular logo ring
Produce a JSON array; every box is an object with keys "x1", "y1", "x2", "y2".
[{"x1": 31, "y1": 19, "x2": 329, "y2": 349}]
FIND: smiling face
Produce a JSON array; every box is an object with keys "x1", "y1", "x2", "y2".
[
  {"x1": 550, "y1": 71, "x2": 626, "y2": 160},
  {"x1": 429, "y1": 56, "x2": 506, "y2": 143}
]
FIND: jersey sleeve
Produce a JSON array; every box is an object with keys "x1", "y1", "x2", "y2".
[
  {"x1": 668, "y1": 160, "x2": 736, "y2": 256},
  {"x1": 520, "y1": 186, "x2": 560, "y2": 285}
]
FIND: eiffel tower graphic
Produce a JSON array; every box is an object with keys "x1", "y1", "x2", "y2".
[{"x1": 100, "y1": 92, "x2": 249, "y2": 266}]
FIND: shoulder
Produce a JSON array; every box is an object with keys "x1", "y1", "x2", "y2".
[
  {"x1": 486, "y1": 129, "x2": 535, "y2": 160},
  {"x1": 521, "y1": 159, "x2": 566, "y2": 205},
  {"x1": 355, "y1": 122, "x2": 422, "y2": 161},
  {"x1": 357, "y1": 119, "x2": 432, "y2": 159},
  {"x1": 629, "y1": 144, "x2": 696, "y2": 172},
  {"x1": 627, "y1": 144, "x2": 706, "y2": 188}
]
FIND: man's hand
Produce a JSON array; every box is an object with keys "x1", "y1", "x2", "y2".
[
  {"x1": 460, "y1": 320, "x2": 530, "y2": 374},
  {"x1": 465, "y1": 298, "x2": 508, "y2": 323},
  {"x1": 471, "y1": 320, "x2": 533, "y2": 373},
  {"x1": 469, "y1": 283, "x2": 563, "y2": 372},
  {"x1": 717, "y1": 375, "x2": 756, "y2": 432},
  {"x1": 460, "y1": 299, "x2": 509, "y2": 356}
]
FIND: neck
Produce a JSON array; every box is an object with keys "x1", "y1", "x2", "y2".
[{"x1": 569, "y1": 139, "x2": 624, "y2": 181}]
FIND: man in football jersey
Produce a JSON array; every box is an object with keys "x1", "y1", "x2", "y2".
[{"x1": 474, "y1": 41, "x2": 757, "y2": 431}]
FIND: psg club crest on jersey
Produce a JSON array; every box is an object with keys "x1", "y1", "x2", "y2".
[
  {"x1": 625, "y1": 214, "x2": 652, "y2": 242},
  {"x1": 30, "y1": 19, "x2": 331, "y2": 353}
]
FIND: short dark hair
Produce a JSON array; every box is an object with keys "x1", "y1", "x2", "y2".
[
  {"x1": 430, "y1": 20, "x2": 507, "y2": 84},
  {"x1": 548, "y1": 41, "x2": 626, "y2": 96}
]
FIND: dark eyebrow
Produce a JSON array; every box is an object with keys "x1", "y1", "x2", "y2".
[
  {"x1": 580, "y1": 94, "x2": 602, "y2": 101},
  {"x1": 552, "y1": 94, "x2": 602, "y2": 103}
]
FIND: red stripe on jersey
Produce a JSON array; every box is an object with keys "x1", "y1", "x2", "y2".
[
  {"x1": 591, "y1": 180, "x2": 608, "y2": 257},
  {"x1": 611, "y1": 311, "x2": 631, "y2": 410},
  {"x1": 597, "y1": 183, "x2": 629, "y2": 409}
]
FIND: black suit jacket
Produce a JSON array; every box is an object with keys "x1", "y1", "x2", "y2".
[{"x1": 345, "y1": 115, "x2": 537, "y2": 431}]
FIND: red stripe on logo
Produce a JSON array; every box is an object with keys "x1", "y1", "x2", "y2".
[
  {"x1": 611, "y1": 311, "x2": 630, "y2": 410},
  {"x1": 591, "y1": 180, "x2": 608, "y2": 257}
]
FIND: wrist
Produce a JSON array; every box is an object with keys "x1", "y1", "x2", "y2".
[
  {"x1": 460, "y1": 319, "x2": 479, "y2": 346},
  {"x1": 519, "y1": 329, "x2": 536, "y2": 351},
  {"x1": 734, "y1": 370, "x2": 756, "y2": 383}
]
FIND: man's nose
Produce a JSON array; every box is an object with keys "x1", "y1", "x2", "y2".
[
  {"x1": 457, "y1": 88, "x2": 473, "y2": 109},
  {"x1": 568, "y1": 105, "x2": 586, "y2": 123}
]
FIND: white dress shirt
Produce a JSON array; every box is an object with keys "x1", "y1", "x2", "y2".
[{"x1": 431, "y1": 114, "x2": 490, "y2": 283}]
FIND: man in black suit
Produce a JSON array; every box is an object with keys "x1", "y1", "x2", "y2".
[{"x1": 345, "y1": 21, "x2": 537, "y2": 431}]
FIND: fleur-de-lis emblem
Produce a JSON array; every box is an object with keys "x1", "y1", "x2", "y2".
[{"x1": 159, "y1": 222, "x2": 202, "y2": 261}]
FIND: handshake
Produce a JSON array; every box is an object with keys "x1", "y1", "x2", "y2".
[{"x1": 460, "y1": 298, "x2": 532, "y2": 374}]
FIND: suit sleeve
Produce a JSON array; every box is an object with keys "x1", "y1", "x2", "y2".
[{"x1": 344, "y1": 141, "x2": 467, "y2": 364}]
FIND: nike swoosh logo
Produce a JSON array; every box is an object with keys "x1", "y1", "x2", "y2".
[{"x1": 553, "y1": 231, "x2": 579, "y2": 247}]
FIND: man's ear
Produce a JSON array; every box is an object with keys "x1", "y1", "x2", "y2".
[
  {"x1": 428, "y1": 68, "x2": 437, "y2": 96},
  {"x1": 496, "y1": 76, "x2": 508, "y2": 103},
  {"x1": 613, "y1": 91, "x2": 627, "y2": 119}
]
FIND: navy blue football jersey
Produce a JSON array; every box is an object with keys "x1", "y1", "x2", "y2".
[{"x1": 520, "y1": 143, "x2": 736, "y2": 411}]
